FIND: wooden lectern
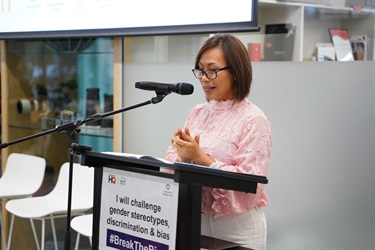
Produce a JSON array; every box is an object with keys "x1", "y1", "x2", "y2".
[{"x1": 81, "y1": 151, "x2": 268, "y2": 250}]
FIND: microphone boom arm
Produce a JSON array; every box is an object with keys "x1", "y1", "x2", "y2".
[
  {"x1": 87, "y1": 92, "x2": 167, "y2": 124},
  {"x1": 0, "y1": 93, "x2": 168, "y2": 151}
]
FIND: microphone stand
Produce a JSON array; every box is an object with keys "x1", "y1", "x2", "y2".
[{"x1": 0, "y1": 91, "x2": 170, "y2": 250}]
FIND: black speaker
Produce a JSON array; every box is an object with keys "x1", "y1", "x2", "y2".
[
  {"x1": 101, "y1": 93, "x2": 113, "y2": 128},
  {"x1": 85, "y1": 88, "x2": 101, "y2": 126}
]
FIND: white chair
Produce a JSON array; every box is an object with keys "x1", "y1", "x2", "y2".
[
  {"x1": 71, "y1": 214, "x2": 92, "y2": 250},
  {"x1": 5, "y1": 162, "x2": 94, "y2": 250},
  {"x1": 0, "y1": 153, "x2": 46, "y2": 250}
]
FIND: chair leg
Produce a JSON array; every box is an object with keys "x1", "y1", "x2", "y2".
[
  {"x1": 30, "y1": 218, "x2": 41, "y2": 250},
  {"x1": 0, "y1": 213, "x2": 7, "y2": 250},
  {"x1": 74, "y1": 233, "x2": 81, "y2": 250},
  {"x1": 41, "y1": 219, "x2": 45, "y2": 250},
  {"x1": 6, "y1": 214, "x2": 15, "y2": 250},
  {"x1": 50, "y1": 215, "x2": 58, "y2": 250}
]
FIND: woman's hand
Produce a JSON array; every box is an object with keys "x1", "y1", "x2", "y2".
[{"x1": 170, "y1": 128, "x2": 214, "y2": 166}]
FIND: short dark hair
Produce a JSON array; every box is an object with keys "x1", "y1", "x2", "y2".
[{"x1": 194, "y1": 34, "x2": 252, "y2": 102}]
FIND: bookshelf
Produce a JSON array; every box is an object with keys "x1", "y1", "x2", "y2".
[{"x1": 254, "y1": 0, "x2": 375, "y2": 61}]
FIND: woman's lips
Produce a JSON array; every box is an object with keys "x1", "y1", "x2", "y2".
[{"x1": 203, "y1": 86, "x2": 215, "y2": 92}]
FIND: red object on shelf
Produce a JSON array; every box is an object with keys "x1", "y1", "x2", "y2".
[{"x1": 248, "y1": 43, "x2": 262, "y2": 62}]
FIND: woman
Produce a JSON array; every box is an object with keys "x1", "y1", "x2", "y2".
[{"x1": 165, "y1": 33, "x2": 272, "y2": 250}]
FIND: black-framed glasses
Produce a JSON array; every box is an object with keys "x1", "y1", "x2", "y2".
[{"x1": 192, "y1": 66, "x2": 229, "y2": 80}]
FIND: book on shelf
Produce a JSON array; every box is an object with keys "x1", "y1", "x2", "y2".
[
  {"x1": 350, "y1": 35, "x2": 372, "y2": 61},
  {"x1": 248, "y1": 43, "x2": 261, "y2": 62},
  {"x1": 329, "y1": 28, "x2": 354, "y2": 61}
]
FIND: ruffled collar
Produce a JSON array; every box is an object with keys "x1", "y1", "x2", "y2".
[{"x1": 207, "y1": 99, "x2": 247, "y2": 111}]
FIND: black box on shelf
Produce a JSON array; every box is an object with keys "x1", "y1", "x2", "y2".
[{"x1": 264, "y1": 23, "x2": 296, "y2": 61}]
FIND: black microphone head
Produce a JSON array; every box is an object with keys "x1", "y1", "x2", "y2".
[{"x1": 177, "y1": 82, "x2": 194, "y2": 95}]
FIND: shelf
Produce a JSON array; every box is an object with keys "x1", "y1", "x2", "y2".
[
  {"x1": 262, "y1": 0, "x2": 375, "y2": 11},
  {"x1": 254, "y1": 0, "x2": 375, "y2": 61},
  {"x1": 79, "y1": 125, "x2": 113, "y2": 138}
]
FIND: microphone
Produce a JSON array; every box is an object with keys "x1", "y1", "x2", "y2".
[{"x1": 135, "y1": 81, "x2": 194, "y2": 95}]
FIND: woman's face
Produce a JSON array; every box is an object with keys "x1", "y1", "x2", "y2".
[{"x1": 198, "y1": 47, "x2": 234, "y2": 101}]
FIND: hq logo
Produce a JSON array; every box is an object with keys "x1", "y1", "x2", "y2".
[{"x1": 108, "y1": 174, "x2": 116, "y2": 184}]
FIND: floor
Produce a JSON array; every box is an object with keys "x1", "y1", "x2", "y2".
[{"x1": 45, "y1": 228, "x2": 91, "y2": 250}]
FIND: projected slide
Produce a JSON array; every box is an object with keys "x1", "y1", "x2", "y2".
[{"x1": 0, "y1": 0, "x2": 255, "y2": 35}]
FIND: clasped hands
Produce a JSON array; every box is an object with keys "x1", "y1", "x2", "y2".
[{"x1": 170, "y1": 128, "x2": 214, "y2": 166}]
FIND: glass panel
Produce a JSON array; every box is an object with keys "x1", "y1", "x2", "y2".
[{"x1": 5, "y1": 37, "x2": 114, "y2": 151}]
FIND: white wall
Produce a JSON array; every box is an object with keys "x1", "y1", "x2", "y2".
[
  {"x1": 251, "y1": 61, "x2": 374, "y2": 249},
  {"x1": 123, "y1": 61, "x2": 375, "y2": 249},
  {"x1": 122, "y1": 62, "x2": 199, "y2": 157}
]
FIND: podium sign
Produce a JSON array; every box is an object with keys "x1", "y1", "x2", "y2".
[
  {"x1": 99, "y1": 167, "x2": 179, "y2": 249},
  {"x1": 81, "y1": 151, "x2": 268, "y2": 250}
]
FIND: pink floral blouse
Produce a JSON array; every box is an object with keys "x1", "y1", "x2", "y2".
[{"x1": 165, "y1": 99, "x2": 272, "y2": 218}]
